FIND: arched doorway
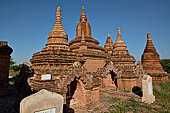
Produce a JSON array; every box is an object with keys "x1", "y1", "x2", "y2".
[
  {"x1": 66, "y1": 77, "x2": 78, "y2": 106},
  {"x1": 65, "y1": 76, "x2": 87, "y2": 111},
  {"x1": 110, "y1": 70, "x2": 118, "y2": 90},
  {"x1": 102, "y1": 70, "x2": 118, "y2": 90}
]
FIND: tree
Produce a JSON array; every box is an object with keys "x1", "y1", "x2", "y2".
[
  {"x1": 160, "y1": 59, "x2": 170, "y2": 74},
  {"x1": 10, "y1": 58, "x2": 16, "y2": 66},
  {"x1": 9, "y1": 58, "x2": 22, "y2": 76}
]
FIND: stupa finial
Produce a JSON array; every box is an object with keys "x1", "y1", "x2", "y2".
[
  {"x1": 80, "y1": 6, "x2": 87, "y2": 22},
  {"x1": 116, "y1": 26, "x2": 123, "y2": 42},
  {"x1": 118, "y1": 26, "x2": 121, "y2": 37},
  {"x1": 106, "y1": 34, "x2": 112, "y2": 43},
  {"x1": 104, "y1": 34, "x2": 114, "y2": 49},
  {"x1": 50, "y1": 6, "x2": 65, "y2": 33},
  {"x1": 147, "y1": 32, "x2": 151, "y2": 40},
  {"x1": 56, "y1": 6, "x2": 61, "y2": 24}
]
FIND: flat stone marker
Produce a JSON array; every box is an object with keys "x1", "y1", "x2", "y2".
[
  {"x1": 20, "y1": 89, "x2": 63, "y2": 113},
  {"x1": 142, "y1": 75, "x2": 155, "y2": 104}
]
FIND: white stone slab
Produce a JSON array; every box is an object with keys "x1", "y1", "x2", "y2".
[
  {"x1": 20, "y1": 89, "x2": 64, "y2": 113},
  {"x1": 41, "y1": 74, "x2": 51, "y2": 80},
  {"x1": 142, "y1": 75, "x2": 155, "y2": 104},
  {"x1": 148, "y1": 82, "x2": 152, "y2": 95}
]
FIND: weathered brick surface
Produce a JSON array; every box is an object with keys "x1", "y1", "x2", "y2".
[
  {"x1": 118, "y1": 77, "x2": 138, "y2": 91},
  {"x1": 141, "y1": 33, "x2": 169, "y2": 81},
  {"x1": 0, "y1": 41, "x2": 13, "y2": 95},
  {"x1": 83, "y1": 59, "x2": 105, "y2": 72}
]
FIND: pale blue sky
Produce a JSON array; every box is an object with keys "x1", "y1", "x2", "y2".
[{"x1": 0, "y1": 0, "x2": 170, "y2": 64}]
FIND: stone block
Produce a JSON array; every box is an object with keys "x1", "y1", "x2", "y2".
[
  {"x1": 20, "y1": 89, "x2": 64, "y2": 113},
  {"x1": 142, "y1": 75, "x2": 155, "y2": 104}
]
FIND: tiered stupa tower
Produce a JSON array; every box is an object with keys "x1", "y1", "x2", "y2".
[
  {"x1": 104, "y1": 34, "x2": 114, "y2": 54},
  {"x1": 111, "y1": 27, "x2": 137, "y2": 90},
  {"x1": 112, "y1": 27, "x2": 136, "y2": 69},
  {"x1": 30, "y1": 7, "x2": 79, "y2": 92},
  {"x1": 45, "y1": 6, "x2": 69, "y2": 51},
  {"x1": 69, "y1": 6, "x2": 106, "y2": 59},
  {"x1": 141, "y1": 33, "x2": 169, "y2": 81},
  {"x1": 31, "y1": 6, "x2": 77, "y2": 68}
]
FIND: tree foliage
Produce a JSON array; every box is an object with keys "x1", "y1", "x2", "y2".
[
  {"x1": 160, "y1": 59, "x2": 170, "y2": 74},
  {"x1": 9, "y1": 58, "x2": 22, "y2": 76},
  {"x1": 10, "y1": 58, "x2": 16, "y2": 66}
]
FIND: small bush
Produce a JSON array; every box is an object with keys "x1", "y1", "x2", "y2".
[{"x1": 128, "y1": 98, "x2": 140, "y2": 108}]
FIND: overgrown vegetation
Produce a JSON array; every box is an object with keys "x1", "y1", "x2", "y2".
[
  {"x1": 101, "y1": 81, "x2": 170, "y2": 113},
  {"x1": 153, "y1": 81, "x2": 170, "y2": 112},
  {"x1": 105, "y1": 98, "x2": 157, "y2": 113},
  {"x1": 9, "y1": 58, "x2": 22, "y2": 85},
  {"x1": 9, "y1": 58, "x2": 22, "y2": 76},
  {"x1": 160, "y1": 59, "x2": 170, "y2": 74}
]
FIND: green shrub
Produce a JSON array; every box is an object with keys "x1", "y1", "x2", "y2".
[{"x1": 160, "y1": 59, "x2": 170, "y2": 74}]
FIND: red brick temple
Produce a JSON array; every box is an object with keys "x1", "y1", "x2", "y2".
[
  {"x1": 29, "y1": 6, "x2": 169, "y2": 108},
  {"x1": 141, "y1": 33, "x2": 169, "y2": 81}
]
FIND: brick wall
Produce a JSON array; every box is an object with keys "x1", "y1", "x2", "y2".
[
  {"x1": 118, "y1": 78, "x2": 138, "y2": 91},
  {"x1": 83, "y1": 59, "x2": 106, "y2": 72},
  {"x1": 152, "y1": 75, "x2": 169, "y2": 81}
]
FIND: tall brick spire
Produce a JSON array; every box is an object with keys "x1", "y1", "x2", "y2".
[
  {"x1": 112, "y1": 27, "x2": 136, "y2": 78},
  {"x1": 144, "y1": 32, "x2": 157, "y2": 53},
  {"x1": 117, "y1": 26, "x2": 123, "y2": 42},
  {"x1": 113, "y1": 26, "x2": 127, "y2": 54},
  {"x1": 104, "y1": 34, "x2": 114, "y2": 53},
  {"x1": 105, "y1": 34, "x2": 113, "y2": 44},
  {"x1": 46, "y1": 6, "x2": 69, "y2": 51},
  {"x1": 141, "y1": 33, "x2": 168, "y2": 81},
  {"x1": 51, "y1": 6, "x2": 65, "y2": 32}
]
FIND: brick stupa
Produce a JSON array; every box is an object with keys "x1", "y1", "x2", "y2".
[
  {"x1": 69, "y1": 6, "x2": 106, "y2": 60},
  {"x1": 31, "y1": 7, "x2": 77, "y2": 69},
  {"x1": 111, "y1": 27, "x2": 138, "y2": 90},
  {"x1": 30, "y1": 7, "x2": 79, "y2": 92},
  {"x1": 141, "y1": 33, "x2": 169, "y2": 81},
  {"x1": 104, "y1": 34, "x2": 114, "y2": 54},
  {"x1": 112, "y1": 27, "x2": 136, "y2": 71}
]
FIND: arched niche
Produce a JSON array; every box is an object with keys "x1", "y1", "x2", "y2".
[{"x1": 97, "y1": 61, "x2": 122, "y2": 90}]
